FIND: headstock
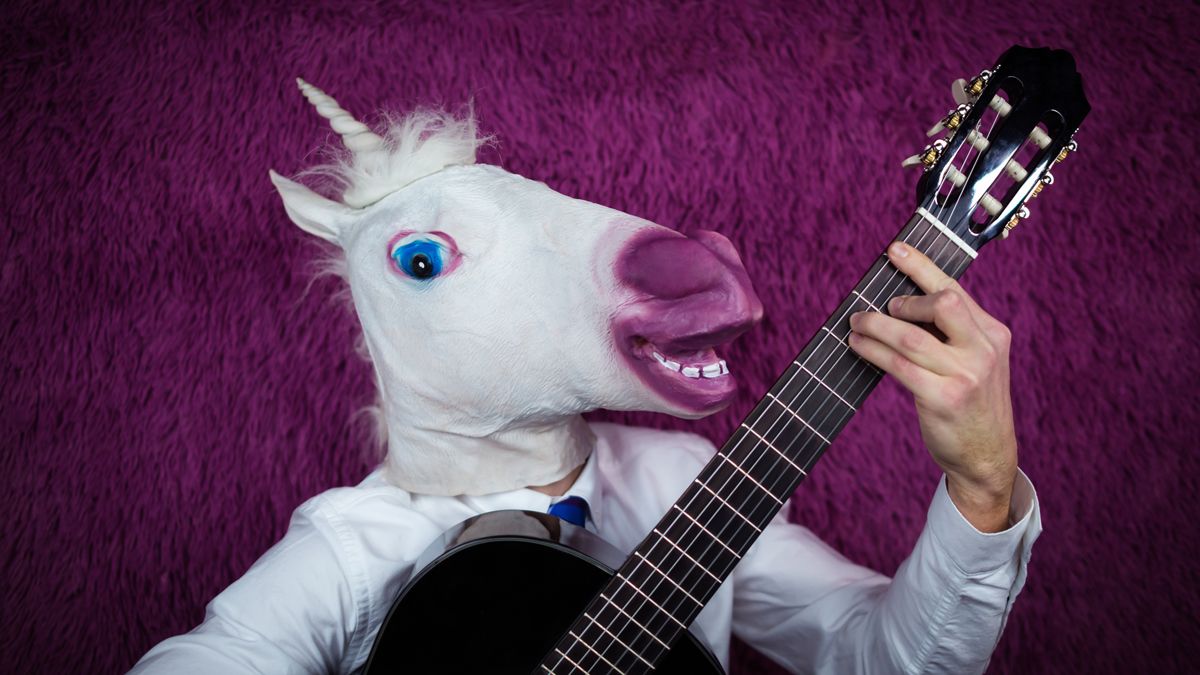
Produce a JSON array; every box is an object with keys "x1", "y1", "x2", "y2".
[{"x1": 902, "y1": 45, "x2": 1090, "y2": 250}]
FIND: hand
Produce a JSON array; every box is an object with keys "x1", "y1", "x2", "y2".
[{"x1": 847, "y1": 241, "x2": 1017, "y2": 532}]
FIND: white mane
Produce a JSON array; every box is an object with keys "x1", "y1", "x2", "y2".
[{"x1": 301, "y1": 107, "x2": 492, "y2": 209}]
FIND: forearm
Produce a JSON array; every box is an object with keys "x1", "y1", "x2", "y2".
[
  {"x1": 872, "y1": 469, "x2": 1039, "y2": 673},
  {"x1": 733, "y1": 470, "x2": 1040, "y2": 675}
]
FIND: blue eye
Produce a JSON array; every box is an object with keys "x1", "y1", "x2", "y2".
[{"x1": 390, "y1": 239, "x2": 444, "y2": 281}]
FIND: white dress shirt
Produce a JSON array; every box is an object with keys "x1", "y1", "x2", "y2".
[{"x1": 130, "y1": 421, "x2": 1040, "y2": 674}]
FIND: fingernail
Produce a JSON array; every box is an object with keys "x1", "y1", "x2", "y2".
[
  {"x1": 890, "y1": 242, "x2": 909, "y2": 258},
  {"x1": 848, "y1": 331, "x2": 861, "y2": 346},
  {"x1": 889, "y1": 296, "x2": 905, "y2": 312}
]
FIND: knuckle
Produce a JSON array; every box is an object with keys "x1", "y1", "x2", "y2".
[
  {"x1": 989, "y1": 322, "x2": 1012, "y2": 347},
  {"x1": 934, "y1": 290, "x2": 962, "y2": 313},
  {"x1": 941, "y1": 376, "x2": 974, "y2": 408},
  {"x1": 899, "y1": 328, "x2": 926, "y2": 352},
  {"x1": 940, "y1": 380, "x2": 965, "y2": 408}
]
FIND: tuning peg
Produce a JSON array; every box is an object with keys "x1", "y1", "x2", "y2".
[
  {"x1": 1001, "y1": 204, "x2": 1031, "y2": 238},
  {"x1": 902, "y1": 138, "x2": 948, "y2": 171},
  {"x1": 927, "y1": 104, "x2": 972, "y2": 137},
  {"x1": 952, "y1": 78, "x2": 971, "y2": 105},
  {"x1": 1056, "y1": 138, "x2": 1079, "y2": 163}
]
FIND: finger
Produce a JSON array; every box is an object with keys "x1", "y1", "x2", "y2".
[
  {"x1": 886, "y1": 291, "x2": 982, "y2": 346},
  {"x1": 847, "y1": 329, "x2": 941, "y2": 398},
  {"x1": 849, "y1": 310, "x2": 956, "y2": 375},
  {"x1": 887, "y1": 241, "x2": 997, "y2": 331}
]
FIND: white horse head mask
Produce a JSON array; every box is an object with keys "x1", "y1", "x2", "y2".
[{"x1": 270, "y1": 80, "x2": 762, "y2": 495}]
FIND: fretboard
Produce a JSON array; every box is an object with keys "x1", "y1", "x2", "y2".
[{"x1": 540, "y1": 210, "x2": 976, "y2": 674}]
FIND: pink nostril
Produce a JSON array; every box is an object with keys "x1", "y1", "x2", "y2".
[{"x1": 618, "y1": 231, "x2": 726, "y2": 299}]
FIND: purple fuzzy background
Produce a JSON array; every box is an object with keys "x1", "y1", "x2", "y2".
[{"x1": 3, "y1": 1, "x2": 1198, "y2": 673}]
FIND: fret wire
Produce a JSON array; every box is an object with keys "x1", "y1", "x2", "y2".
[
  {"x1": 696, "y1": 457, "x2": 789, "y2": 537},
  {"x1": 582, "y1": 612, "x2": 656, "y2": 669},
  {"x1": 851, "y1": 289, "x2": 883, "y2": 312},
  {"x1": 666, "y1": 508, "x2": 742, "y2": 562},
  {"x1": 794, "y1": 360, "x2": 856, "y2": 411},
  {"x1": 764, "y1": 372, "x2": 854, "y2": 449},
  {"x1": 787, "y1": 334, "x2": 879, "y2": 410},
  {"x1": 716, "y1": 451, "x2": 785, "y2": 504},
  {"x1": 657, "y1": 480, "x2": 765, "y2": 578},
  {"x1": 552, "y1": 647, "x2": 585, "y2": 674},
  {"x1": 740, "y1": 418, "x2": 808, "y2": 475},
  {"x1": 621, "y1": 529, "x2": 725, "y2": 607},
  {"x1": 575, "y1": 596, "x2": 667, "y2": 673},
  {"x1": 615, "y1": 574, "x2": 690, "y2": 628},
  {"x1": 633, "y1": 552, "x2": 706, "y2": 606},
  {"x1": 693, "y1": 479, "x2": 762, "y2": 532},
  {"x1": 763, "y1": 392, "x2": 832, "y2": 444},
  {"x1": 598, "y1": 593, "x2": 669, "y2": 649},
  {"x1": 566, "y1": 631, "x2": 625, "y2": 674},
  {"x1": 652, "y1": 525, "x2": 726, "y2": 582},
  {"x1": 596, "y1": 573, "x2": 695, "y2": 666},
  {"x1": 542, "y1": 214, "x2": 979, "y2": 673}
]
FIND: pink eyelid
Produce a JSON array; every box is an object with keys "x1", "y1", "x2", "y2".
[{"x1": 386, "y1": 229, "x2": 463, "y2": 276}]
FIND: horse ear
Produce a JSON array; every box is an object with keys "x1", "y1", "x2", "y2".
[{"x1": 268, "y1": 169, "x2": 352, "y2": 244}]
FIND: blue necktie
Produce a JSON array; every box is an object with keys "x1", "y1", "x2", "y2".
[{"x1": 547, "y1": 495, "x2": 590, "y2": 527}]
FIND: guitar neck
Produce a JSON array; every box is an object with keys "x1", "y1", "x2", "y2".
[{"x1": 541, "y1": 209, "x2": 977, "y2": 673}]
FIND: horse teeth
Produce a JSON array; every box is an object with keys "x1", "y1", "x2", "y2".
[
  {"x1": 652, "y1": 352, "x2": 681, "y2": 371},
  {"x1": 651, "y1": 351, "x2": 725, "y2": 377}
]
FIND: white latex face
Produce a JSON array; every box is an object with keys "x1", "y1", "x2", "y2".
[{"x1": 340, "y1": 164, "x2": 674, "y2": 440}]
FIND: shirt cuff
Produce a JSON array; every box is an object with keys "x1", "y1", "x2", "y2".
[{"x1": 926, "y1": 467, "x2": 1039, "y2": 576}]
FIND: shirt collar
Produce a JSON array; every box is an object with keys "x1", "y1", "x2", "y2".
[{"x1": 457, "y1": 446, "x2": 605, "y2": 532}]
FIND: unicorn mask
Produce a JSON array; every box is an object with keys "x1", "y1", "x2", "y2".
[{"x1": 270, "y1": 80, "x2": 763, "y2": 495}]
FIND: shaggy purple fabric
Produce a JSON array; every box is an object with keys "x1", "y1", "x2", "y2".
[{"x1": 3, "y1": 1, "x2": 1197, "y2": 673}]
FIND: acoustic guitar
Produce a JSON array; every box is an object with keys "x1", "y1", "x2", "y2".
[{"x1": 363, "y1": 45, "x2": 1090, "y2": 675}]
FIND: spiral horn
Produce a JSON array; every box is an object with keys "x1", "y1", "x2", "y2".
[{"x1": 295, "y1": 78, "x2": 385, "y2": 154}]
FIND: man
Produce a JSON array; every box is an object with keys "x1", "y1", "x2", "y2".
[{"x1": 131, "y1": 81, "x2": 1038, "y2": 674}]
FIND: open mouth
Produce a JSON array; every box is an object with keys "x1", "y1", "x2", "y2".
[
  {"x1": 629, "y1": 336, "x2": 730, "y2": 380},
  {"x1": 608, "y1": 226, "x2": 763, "y2": 416},
  {"x1": 617, "y1": 326, "x2": 747, "y2": 415}
]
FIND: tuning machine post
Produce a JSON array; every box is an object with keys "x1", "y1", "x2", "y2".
[
  {"x1": 1000, "y1": 204, "x2": 1031, "y2": 238},
  {"x1": 1030, "y1": 171, "x2": 1054, "y2": 200},
  {"x1": 1056, "y1": 138, "x2": 1079, "y2": 163}
]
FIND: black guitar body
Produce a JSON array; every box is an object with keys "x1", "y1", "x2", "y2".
[{"x1": 364, "y1": 510, "x2": 723, "y2": 674}]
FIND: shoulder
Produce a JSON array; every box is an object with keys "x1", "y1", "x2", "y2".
[{"x1": 294, "y1": 471, "x2": 447, "y2": 563}]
